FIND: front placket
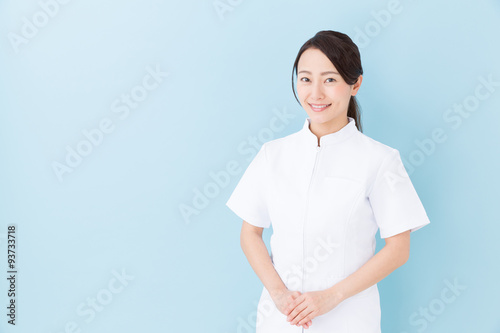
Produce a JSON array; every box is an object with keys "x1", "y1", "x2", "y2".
[{"x1": 300, "y1": 144, "x2": 322, "y2": 333}]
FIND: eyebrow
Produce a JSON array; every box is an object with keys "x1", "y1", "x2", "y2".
[{"x1": 298, "y1": 70, "x2": 339, "y2": 75}]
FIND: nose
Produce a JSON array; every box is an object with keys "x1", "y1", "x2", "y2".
[{"x1": 310, "y1": 81, "x2": 324, "y2": 100}]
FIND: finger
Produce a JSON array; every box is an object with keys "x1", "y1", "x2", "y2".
[
  {"x1": 283, "y1": 293, "x2": 299, "y2": 316},
  {"x1": 286, "y1": 296, "x2": 306, "y2": 320},
  {"x1": 283, "y1": 294, "x2": 297, "y2": 315},
  {"x1": 288, "y1": 303, "x2": 308, "y2": 325},
  {"x1": 294, "y1": 309, "x2": 315, "y2": 327},
  {"x1": 291, "y1": 305, "x2": 314, "y2": 326},
  {"x1": 285, "y1": 294, "x2": 305, "y2": 316}
]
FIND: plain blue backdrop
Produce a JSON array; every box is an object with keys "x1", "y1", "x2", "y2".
[{"x1": 1, "y1": 0, "x2": 499, "y2": 332}]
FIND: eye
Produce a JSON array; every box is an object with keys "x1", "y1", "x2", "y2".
[
  {"x1": 326, "y1": 78, "x2": 336, "y2": 83},
  {"x1": 300, "y1": 77, "x2": 310, "y2": 82}
]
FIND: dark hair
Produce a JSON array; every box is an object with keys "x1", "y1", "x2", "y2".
[{"x1": 291, "y1": 30, "x2": 364, "y2": 132}]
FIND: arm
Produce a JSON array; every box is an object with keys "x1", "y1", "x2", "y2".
[
  {"x1": 239, "y1": 220, "x2": 286, "y2": 295},
  {"x1": 285, "y1": 230, "x2": 411, "y2": 326},
  {"x1": 240, "y1": 220, "x2": 313, "y2": 328},
  {"x1": 328, "y1": 229, "x2": 410, "y2": 301}
]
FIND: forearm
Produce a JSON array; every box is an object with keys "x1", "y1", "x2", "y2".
[
  {"x1": 328, "y1": 242, "x2": 408, "y2": 302},
  {"x1": 240, "y1": 232, "x2": 287, "y2": 295}
]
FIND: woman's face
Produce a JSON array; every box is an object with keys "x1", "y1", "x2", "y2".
[{"x1": 296, "y1": 47, "x2": 362, "y2": 127}]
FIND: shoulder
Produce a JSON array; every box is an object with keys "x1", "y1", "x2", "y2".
[
  {"x1": 348, "y1": 132, "x2": 402, "y2": 174},
  {"x1": 354, "y1": 131, "x2": 399, "y2": 158}
]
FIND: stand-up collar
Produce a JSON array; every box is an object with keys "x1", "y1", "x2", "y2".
[{"x1": 301, "y1": 116, "x2": 358, "y2": 147}]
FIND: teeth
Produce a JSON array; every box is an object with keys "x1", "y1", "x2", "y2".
[{"x1": 311, "y1": 104, "x2": 329, "y2": 108}]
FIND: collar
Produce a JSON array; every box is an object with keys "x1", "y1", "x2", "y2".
[{"x1": 301, "y1": 116, "x2": 358, "y2": 147}]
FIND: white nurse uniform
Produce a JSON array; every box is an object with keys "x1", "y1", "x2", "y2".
[{"x1": 225, "y1": 116, "x2": 431, "y2": 333}]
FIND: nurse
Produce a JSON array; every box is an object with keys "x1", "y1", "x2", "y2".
[{"x1": 226, "y1": 30, "x2": 431, "y2": 333}]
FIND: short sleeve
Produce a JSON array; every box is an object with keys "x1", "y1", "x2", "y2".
[
  {"x1": 225, "y1": 144, "x2": 272, "y2": 228},
  {"x1": 368, "y1": 149, "x2": 431, "y2": 239}
]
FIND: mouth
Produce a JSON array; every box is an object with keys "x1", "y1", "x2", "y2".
[{"x1": 308, "y1": 103, "x2": 331, "y2": 112}]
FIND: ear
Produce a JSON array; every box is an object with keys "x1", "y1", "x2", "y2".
[{"x1": 351, "y1": 75, "x2": 363, "y2": 96}]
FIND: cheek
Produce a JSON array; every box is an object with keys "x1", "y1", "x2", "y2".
[
  {"x1": 296, "y1": 86, "x2": 308, "y2": 101},
  {"x1": 330, "y1": 85, "x2": 352, "y2": 100}
]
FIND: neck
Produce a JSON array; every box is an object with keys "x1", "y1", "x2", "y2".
[{"x1": 309, "y1": 116, "x2": 349, "y2": 144}]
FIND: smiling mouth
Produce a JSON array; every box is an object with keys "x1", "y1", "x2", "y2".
[{"x1": 309, "y1": 103, "x2": 332, "y2": 112}]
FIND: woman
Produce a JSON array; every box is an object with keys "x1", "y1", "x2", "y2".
[{"x1": 225, "y1": 30, "x2": 430, "y2": 333}]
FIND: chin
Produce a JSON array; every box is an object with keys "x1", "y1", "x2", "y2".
[{"x1": 308, "y1": 111, "x2": 334, "y2": 122}]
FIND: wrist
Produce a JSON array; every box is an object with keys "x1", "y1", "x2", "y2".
[
  {"x1": 268, "y1": 285, "x2": 288, "y2": 298},
  {"x1": 326, "y1": 284, "x2": 345, "y2": 303}
]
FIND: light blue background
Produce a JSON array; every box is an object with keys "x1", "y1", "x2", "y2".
[{"x1": 1, "y1": 0, "x2": 499, "y2": 332}]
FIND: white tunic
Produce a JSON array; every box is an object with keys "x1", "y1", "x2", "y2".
[{"x1": 226, "y1": 116, "x2": 431, "y2": 333}]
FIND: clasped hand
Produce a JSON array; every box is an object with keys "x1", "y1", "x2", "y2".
[{"x1": 270, "y1": 288, "x2": 342, "y2": 329}]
